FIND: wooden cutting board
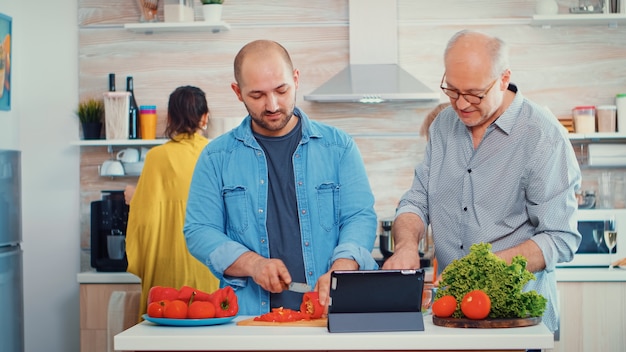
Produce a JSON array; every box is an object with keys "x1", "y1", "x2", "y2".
[
  {"x1": 432, "y1": 315, "x2": 541, "y2": 328},
  {"x1": 236, "y1": 317, "x2": 327, "y2": 327}
]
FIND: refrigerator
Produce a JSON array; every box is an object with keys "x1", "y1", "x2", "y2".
[{"x1": 0, "y1": 149, "x2": 23, "y2": 352}]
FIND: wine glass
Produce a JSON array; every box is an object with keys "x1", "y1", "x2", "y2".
[
  {"x1": 604, "y1": 217, "x2": 617, "y2": 269},
  {"x1": 422, "y1": 284, "x2": 434, "y2": 314},
  {"x1": 592, "y1": 228, "x2": 603, "y2": 252}
]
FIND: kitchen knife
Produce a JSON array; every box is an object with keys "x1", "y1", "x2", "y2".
[{"x1": 287, "y1": 282, "x2": 312, "y2": 293}]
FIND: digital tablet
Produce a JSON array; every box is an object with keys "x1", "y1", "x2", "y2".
[{"x1": 328, "y1": 269, "x2": 425, "y2": 314}]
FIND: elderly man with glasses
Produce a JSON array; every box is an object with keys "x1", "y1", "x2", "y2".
[{"x1": 383, "y1": 30, "x2": 582, "y2": 335}]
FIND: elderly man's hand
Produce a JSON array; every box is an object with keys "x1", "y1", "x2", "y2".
[{"x1": 382, "y1": 247, "x2": 421, "y2": 270}]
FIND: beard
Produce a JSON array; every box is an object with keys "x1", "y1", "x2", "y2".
[{"x1": 245, "y1": 96, "x2": 297, "y2": 135}]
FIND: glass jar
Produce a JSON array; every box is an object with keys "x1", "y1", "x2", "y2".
[
  {"x1": 164, "y1": 0, "x2": 194, "y2": 22},
  {"x1": 572, "y1": 106, "x2": 596, "y2": 134},
  {"x1": 596, "y1": 105, "x2": 617, "y2": 132}
]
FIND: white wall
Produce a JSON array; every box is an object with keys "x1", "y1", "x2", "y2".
[{"x1": 0, "y1": 0, "x2": 81, "y2": 351}]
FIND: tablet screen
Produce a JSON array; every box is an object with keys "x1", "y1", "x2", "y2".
[{"x1": 328, "y1": 269, "x2": 425, "y2": 313}]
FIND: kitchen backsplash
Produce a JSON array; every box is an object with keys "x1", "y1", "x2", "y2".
[{"x1": 77, "y1": 0, "x2": 626, "y2": 271}]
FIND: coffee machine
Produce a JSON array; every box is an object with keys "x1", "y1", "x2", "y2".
[{"x1": 90, "y1": 190, "x2": 128, "y2": 272}]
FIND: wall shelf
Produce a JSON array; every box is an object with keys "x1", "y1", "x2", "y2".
[
  {"x1": 124, "y1": 21, "x2": 231, "y2": 34},
  {"x1": 530, "y1": 13, "x2": 626, "y2": 27},
  {"x1": 71, "y1": 139, "x2": 168, "y2": 147},
  {"x1": 568, "y1": 132, "x2": 626, "y2": 141}
]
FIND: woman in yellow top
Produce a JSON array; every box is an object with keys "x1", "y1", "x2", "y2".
[{"x1": 125, "y1": 86, "x2": 219, "y2": 321}]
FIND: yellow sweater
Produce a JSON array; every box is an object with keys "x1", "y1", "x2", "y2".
[{"x1": 126, "y1": 133, "x2": 218, "y2": 322}]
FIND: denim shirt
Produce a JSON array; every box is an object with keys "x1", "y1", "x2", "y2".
[{"x1": 184, "y1": 107, "x2": 378, "y2": 315}]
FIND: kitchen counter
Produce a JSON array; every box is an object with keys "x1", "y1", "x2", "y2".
[
  {"x1": 555, "y1": 267, "x2": 626, "y2": 281},
  {"x1": 115, "y1": 315, "x2": 554, "y2": 351},
  {"x1": 77, "y1": 268, "x2": 436, "y2": 284},
  {"x1": 77, "y1": 270, "x2": 140, "y2": 284},
  {"x1": 78, "y1": 267, "x2": 626, "y2": 284}
]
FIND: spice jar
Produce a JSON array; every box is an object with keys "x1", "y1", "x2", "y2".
[{"x1": 572, "y1": 106, "x2": 596, "y2": 134}]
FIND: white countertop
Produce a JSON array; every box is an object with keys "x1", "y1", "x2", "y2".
[
  {"x1": 77, "y1": 266, "x2": 626, "y2": 284},
  {"x1": 115, "y1": 315, "x2": 554, "y2": 351},
  {"x1": 555, "y1": 267, "x2": 626, "y2": 282},
  {"x1": 77, "y1": 268, "x2": 435, "y2": 284},
  {"x1": 77, "y1": 271, "x2": 140, "y2": 284}
]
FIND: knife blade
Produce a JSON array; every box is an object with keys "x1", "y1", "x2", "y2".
[{"x1": 287, "y1": 282, "x2": 312, "y2": 293}]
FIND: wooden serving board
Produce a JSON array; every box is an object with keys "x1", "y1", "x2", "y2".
[
  {"x1": 432, "y1": 316, "x2": 541, "y2": 329},
  {"x1": 236, "y1": 317, "x2": 327, "y2": 327}
]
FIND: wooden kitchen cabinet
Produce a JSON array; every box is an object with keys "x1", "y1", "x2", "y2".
[
  {"x1": 80, "y1": 283, "x2": 141, "y2": 352},
  {"x1": 549, "y1": 281, "x2": 626, "y2": 352}
]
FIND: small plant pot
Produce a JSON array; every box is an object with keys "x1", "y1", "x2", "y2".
[
  {"x1": 202, "y1": 4, "x2": 223, "y2": 22},
  {"x1": 82, "y1": 122, "x2": 102, "y2": 140}
]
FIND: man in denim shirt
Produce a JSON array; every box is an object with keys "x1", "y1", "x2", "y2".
[{"x1": 184, "y1": 40, "x2": 378, "y2": 316}]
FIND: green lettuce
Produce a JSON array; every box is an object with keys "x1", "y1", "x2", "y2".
[{"x1": 434, "y1": 242, "x2": 547, "y2": 319}]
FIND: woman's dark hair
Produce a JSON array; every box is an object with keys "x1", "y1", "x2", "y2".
[{"x1": 164, "y1": 86, "x2": 209, "y2": 139}]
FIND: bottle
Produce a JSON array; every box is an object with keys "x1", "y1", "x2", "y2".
[
  {"x1": 126, "y1": 76, "x2": 140, "y2": 139},
  {"x1": 616, "y1": 93, "x2": 626, "y2": 132},
  {"x1": 108, "y1": 73, "x2": 115, "y2": 92}
]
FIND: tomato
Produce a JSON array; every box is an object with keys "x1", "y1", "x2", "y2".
[
  {"x1": 432, "y1": 295, "x2": 457, "y2": 318},
  {"x1": 460, "y1": 290, "x2": 491, "y2": 320},
  {"x1": 187, "y1": 301, "x2": 216, "y2": 319},
  {"x1": 300, "y1": 292, "x2": 324, "y2": 319},
  {"x1": 147, "y1": 300, "x2": 169, "y2": 318},
  {"x1": 163, "y1": 299, "x2": 188, "y2": 319}
]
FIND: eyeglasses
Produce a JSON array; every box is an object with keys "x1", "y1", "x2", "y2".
[{"x1": 440, "y1": 74, "x2": 499, "y2": 105}]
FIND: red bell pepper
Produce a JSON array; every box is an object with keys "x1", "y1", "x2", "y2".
[
  {"x1": 177, "y1": 285, "x2": 213, "y2": 304},
  {"x1": 300, "y1": 291, "x2": 324, "y2": 319},
  {"x1": 210, "y1": 286, "x2": 238, "y2": 317},
  {"x1": 147, "y1": 286, "x2": 179, "y2": 305}
]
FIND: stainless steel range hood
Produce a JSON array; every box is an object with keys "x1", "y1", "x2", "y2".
[{"x1": 303, "y1": 0, "x2": 438, "y2": 103}]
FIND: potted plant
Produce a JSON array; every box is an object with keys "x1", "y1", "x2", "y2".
[
  {"x1": 77, "y1": 97, "x2": 104, "y2": 140},
  {"x1": 200, "y1": 0, "x2": 224, "y2": 22}
]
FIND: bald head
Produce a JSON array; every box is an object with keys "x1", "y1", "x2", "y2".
[
  {"x1": 234, "y1": 40, "x2": 294, "y2": 86},
  {"x1": 444, "y1": 30, "x2": 509, "y2": 79}
]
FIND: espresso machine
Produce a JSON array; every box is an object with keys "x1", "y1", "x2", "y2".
[{"x1": 90, "y1": 190, "x2": 128, "y2": 272}]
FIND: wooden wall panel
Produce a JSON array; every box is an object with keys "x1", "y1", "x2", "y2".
[{"x1": 78, "y1": 0, "x2": 626, "y2": 270}]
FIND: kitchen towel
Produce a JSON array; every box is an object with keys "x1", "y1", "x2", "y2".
[{"x1": 107, "y1": 290, "x2": 140, "y2": 352}]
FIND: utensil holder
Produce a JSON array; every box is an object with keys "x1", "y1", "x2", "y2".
[{"x1": 104, "y1": 92, "x2": 130, "y2": 140}]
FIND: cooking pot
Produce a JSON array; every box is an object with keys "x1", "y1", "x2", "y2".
[{"x1": 378, "y1": 218, "x2": 430, "y2": 267}]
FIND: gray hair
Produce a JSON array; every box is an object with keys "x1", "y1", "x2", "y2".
[{"x1": 444, "y1": 30, "x2": 510, "y2": 79}]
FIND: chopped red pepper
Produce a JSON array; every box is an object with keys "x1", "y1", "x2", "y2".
[
  {"x1": 210, "y1": 286, "x2": 239, "y2": 317},
  {"x1": 253, "y1": 307, "x2": 306, "y2": 322},
  {"x1": 300, "y1": 291, "x2": 324, "y2": 319}
]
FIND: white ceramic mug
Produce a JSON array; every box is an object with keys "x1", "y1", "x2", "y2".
[
  {"x1": 140, "y1": 147, "x2": 150, "y2": 161},
  {"x1": 116, "y1": 148, "x2": 140, "y2": 163},
  {"x1": 100, "y1": 160, "x2": 125, "y2": 176}
]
